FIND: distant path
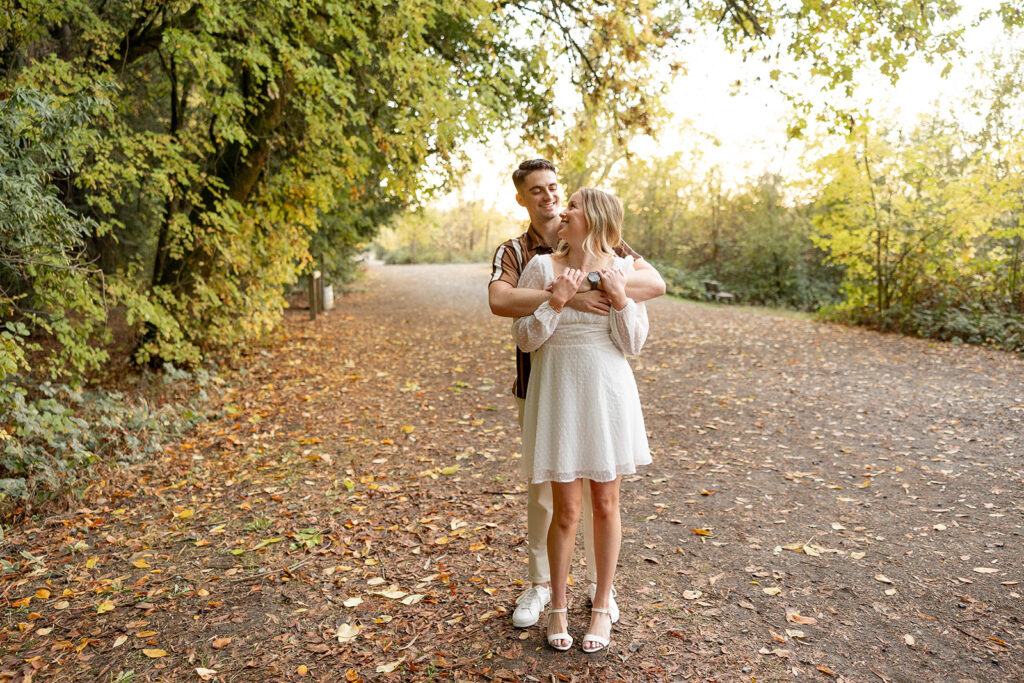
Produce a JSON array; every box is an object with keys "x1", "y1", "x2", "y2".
[{"x1": 0, "y1": 262, "x2": 1020, "y2": 682}]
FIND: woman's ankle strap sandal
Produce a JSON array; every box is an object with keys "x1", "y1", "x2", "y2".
[
  {"x1": 582, "y1": 607, "x2": 612, "y2": 654},
  {"x1": 547, "y1": 607, "x2": 573, "y2": 652}
]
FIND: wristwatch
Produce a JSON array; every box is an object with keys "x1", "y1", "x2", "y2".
[{"x1": 586, "y1": 271, "x2": 602, "y2": 291}]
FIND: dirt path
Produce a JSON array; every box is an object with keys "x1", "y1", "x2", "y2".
[{"x1": 1, "y1": 263, "x2": 1022, "y2": 682}]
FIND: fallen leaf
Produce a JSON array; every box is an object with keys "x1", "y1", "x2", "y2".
[
  {"x1": 97, "y1": 600, "x2": 115, "y2": 614},
  {"x1": 691, "y1": 528, "x2": 711, "y2": 536},
  {"x1": 874, "y1": 574, "x2": 893, "y2": 584},
  {"x1": 212, "y1": 637, "x2": 232, "y2": 649},
  {"x1": 785, "y1": 608, "x2": 818, "y2": 625},
  {"x1": 297, "y1": 665, "x2": 308, "y2": 676},
  {"x1": 113, "y1": 635, "x2": 128, "y2": 648},
  {"x1": 195, "y1": 668, "x2": 218, "y2": 681},
  {"x1": 336, "y1": 623, "x2": 360, "y2": 643},
  {"x1": 904, "y1": 634, "x2": 916, "y2": 646},
  {"x1": 174, "y1": 508, "x2": 194, "y2": 519},
  {"x1": 850, "y1": 551, "x2": 866, "y2": 560},
  {"x1": 342, "y1": 597, "x2": 363, "y2": 608},
  {"x1": 763, "y1": 587, "x2": 782, "y2": 595},
  {"x1": 682, "y1": 590, "x2": 702, "y2": 600},
  {"x1": 972, "y1": 567, "x2": 999, "y2": 574},
  {"x1": 85, "y1": 557, "x2": 98, "y2": 569},
  {"x1": 53, "y1": 600, "x2": 70, "y2": 610},
  {"x1": 143, "y1": 648, "x2": 168, "y2": 658},
  {"x1": 132, "y1": 559, "x2": 151, "y2": 569},
  {"x1": 36, "y1": 627, "x2": 53, "y2": 636},
  {"x1": 34, "y1": 589, "x2": 50, "y2": 599},
  {"x1": 376, "y1": 659, "x2": 404, "y2": 673},
  {"x1": 400, "y1": 594, "x2": 425, "y2": 605},
  {"x1": 375, "y1": 586, "x2": 407, "y2": 599}
]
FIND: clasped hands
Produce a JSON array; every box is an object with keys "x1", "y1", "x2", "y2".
[{"x1": 547, "y1": 268, "x2": 629, "y2": 314}]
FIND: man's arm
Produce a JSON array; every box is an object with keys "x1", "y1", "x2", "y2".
[
  {"x1": 489, "y1": 280, "x2": 611, "y2": 318},
  {"x1": 488, "y1": 280, "x2": 552, "y2": 318},
  {"x1": 623, "y1": 259, "x2": 666, "y2": 303}
]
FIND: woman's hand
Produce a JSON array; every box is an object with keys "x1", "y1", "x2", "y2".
[
  {"x1": 599, "y1": 267, "x2": 629, "y2": 310},
  {"x1": 547, "y1": 268, "x2": 586, "y2": 312}
]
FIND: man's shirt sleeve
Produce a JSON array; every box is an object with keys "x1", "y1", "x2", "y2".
[
  {"x1": 489, "y1": 239, "x2": 522, "y2": 288},
  {"x1": 617, "y1": 240, "x2": 643, "y2": 261}
]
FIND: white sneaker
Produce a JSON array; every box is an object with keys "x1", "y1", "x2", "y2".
[
  {"x1": 512, "y1": 584, "x2": 551, "y2": 628},
  {"x1": 588, "y1": 583, "x2": 619, "y2": 624}
]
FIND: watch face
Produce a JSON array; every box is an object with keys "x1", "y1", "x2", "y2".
[{"x1": 587, "y1": 272, "x2": 601, "y2": 288}]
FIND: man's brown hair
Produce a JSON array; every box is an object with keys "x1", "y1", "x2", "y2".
[{"x1": 512, "y1": 159, "x2": 557, "y2": 191}]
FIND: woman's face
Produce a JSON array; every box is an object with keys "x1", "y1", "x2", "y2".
[{"x1": 558, "y1": 192, "x2": 588, "y2": 246}]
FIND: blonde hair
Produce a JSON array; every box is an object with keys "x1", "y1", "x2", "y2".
[{"x1": 555, "y1": 188, "x2": 623, "y2": 261}]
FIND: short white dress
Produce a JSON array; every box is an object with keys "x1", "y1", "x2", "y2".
[{"x1": 514, "y1": 254, "x2": 651, "y2": 484}]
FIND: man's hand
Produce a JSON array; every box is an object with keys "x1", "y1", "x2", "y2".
[{"x1": 566, "y1": 289, "x2": 611, "y2": 316}]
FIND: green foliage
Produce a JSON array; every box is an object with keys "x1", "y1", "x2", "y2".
[
  {"x1": 378, "y1": 202, "x2": 524, "y2": 264},
  {"x1": 0, "y1": 368, "x2": 213, "y2": 505},
  {"x1": 613, "y1": 154, "x2": 843, "y2": 311},
  {"x1": 0, "y1": 86, "x2": 111, "y2": 380}
]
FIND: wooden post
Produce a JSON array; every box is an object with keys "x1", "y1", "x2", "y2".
[{"x1": 308, "y1": 270, "x2": 322, "y2": 320}]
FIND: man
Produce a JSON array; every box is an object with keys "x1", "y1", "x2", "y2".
[{"x1": 489, "y1": 159, "x2": 666, "y2": 628}]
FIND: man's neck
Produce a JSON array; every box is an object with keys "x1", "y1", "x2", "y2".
[{"x1": 532, "y1": 218, "x2": 561, "y2": 248}]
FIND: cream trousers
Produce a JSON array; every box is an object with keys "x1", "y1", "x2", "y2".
[{"x1": 518, "y1": 397, "x2": 597, "y2": 585}]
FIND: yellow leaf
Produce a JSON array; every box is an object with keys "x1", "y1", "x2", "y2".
[
  {"x1": 143, "y1": 648, "x2": 168, "y2": 658},
  {"x1": 401, "y1": 425, "x2": 414, "y2": 434},
  {"x1": 34, "y1": 589, "x2": 50, "y2": 599},
  {"x1": 439, "y1": 464, "x2": 459, "y2": 475},
  {"x1": 859, "y1": 479, "x2": 870, "y2": 488},
  {"x1": 174, "y1": 508, "x2": 195, "y2": 519},
  {"x1": 691, "y1": 528, "x2": 711, "y2": 536},
  {"x1": 297, "y1": 665, "x2": 308, "y2": 676},
  {"x1": 132, "y1": 559, "x2": 151, "y2": 569},
  {"x1": 85, "y1": 557, "x2": 98, "y2": 569},
  {"x1": 97, "y1": 600, "x2": 115, "y2": 614}
]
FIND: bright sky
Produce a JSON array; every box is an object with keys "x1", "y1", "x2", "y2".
[{"x1": 444, "y1": 3, "x2": 1020, "y2": 218}]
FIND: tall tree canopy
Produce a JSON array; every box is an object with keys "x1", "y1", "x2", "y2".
[{"x1": 2, "y1": 0, "x2": 1010, "y2": 374}]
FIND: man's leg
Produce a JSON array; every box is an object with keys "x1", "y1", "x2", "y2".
[
  {"x1": 528, "y1": 481, "x2": 553, "y2": 585},
  {"x1": 513, "y1": 397, "x2": 551, "y2": 627}
]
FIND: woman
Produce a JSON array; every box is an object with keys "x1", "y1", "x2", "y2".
[{"x1": 513, "y1": 187, "x2": 650, "y2": 653}]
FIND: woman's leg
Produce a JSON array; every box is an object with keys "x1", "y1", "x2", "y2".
[
  {"x1": 585, "y1": 476, "x2": 621, "y2": 649},
  {"x1": 547, "y1": 479, "x2": 582, "y2": 649}
]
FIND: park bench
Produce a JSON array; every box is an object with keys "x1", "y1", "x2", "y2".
[{"x1": 702, "y1": 279, "x2": 736, "y2": 304}]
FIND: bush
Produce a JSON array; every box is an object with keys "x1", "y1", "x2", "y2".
[{"x1": 0, "y1": 365, "x2": 217, "y2": 509}]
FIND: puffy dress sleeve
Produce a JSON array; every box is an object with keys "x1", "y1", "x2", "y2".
[
  {"x1": 608, "y1": 257, "x2": 649, "y2": 355},
  {"x1": 512, "y1": 256, "x2": 561, "y2": 353}
]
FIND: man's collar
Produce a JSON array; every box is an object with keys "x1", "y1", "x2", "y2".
[{"x1": 525, "y1": 223, "x2": 555, "y2": 253}]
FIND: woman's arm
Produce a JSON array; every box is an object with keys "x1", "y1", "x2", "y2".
[
  {"x1": 511, "y1": 261, "x2": 584, "y2": 352},
  {"x1": 600, "y1": 266, "x2": 650, "y2": 355}
]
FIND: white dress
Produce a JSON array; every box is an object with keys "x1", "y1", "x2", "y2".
[{"x1": 513, "y1": 254, "x2": 652, "y2": 484}]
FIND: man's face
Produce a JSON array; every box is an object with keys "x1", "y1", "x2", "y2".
[{"x1": 515, "y1": 170, "x2": 561, "y2": 223}]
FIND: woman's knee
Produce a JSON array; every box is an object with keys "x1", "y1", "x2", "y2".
[{"x1": 590, "y1": 487, "x2": 620, "y2": 519}]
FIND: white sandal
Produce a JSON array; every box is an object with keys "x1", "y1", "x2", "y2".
[
  {"x1": 582, "y1": 607, "x2": 613, "y2": 654},
  {"x1": 546, "y1": 607, "x2": 573, "y2": 652}
]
